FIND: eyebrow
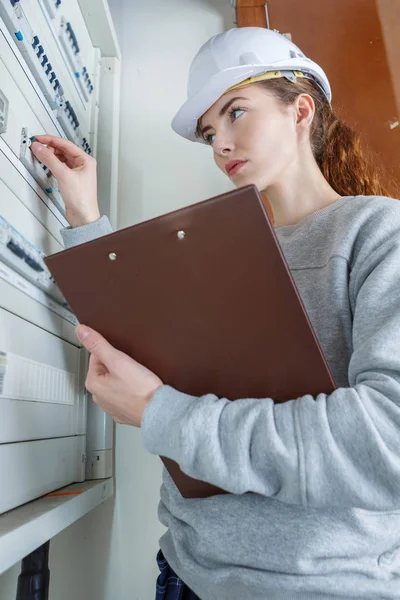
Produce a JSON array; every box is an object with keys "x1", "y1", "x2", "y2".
[{"x1": 199, "y1": 96, "x2": 248, "y2": 136}]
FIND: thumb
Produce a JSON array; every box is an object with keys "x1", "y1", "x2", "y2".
[
  {"x1": 76, "y1": 325, "x2": 118, "y2": 370},
  {"x1": 30, "y1": 141, "x2": 67, "y2": 180}
]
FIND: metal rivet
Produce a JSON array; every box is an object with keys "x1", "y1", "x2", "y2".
[
  {"x1": 109, "y1": 252, "x2": 117, "y2": 260},
  {"x1": 177, "y1": 230, "x2": 185, "y2": 240}
]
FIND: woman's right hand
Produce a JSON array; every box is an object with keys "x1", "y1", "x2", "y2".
[{"x1": 30, "y1": 134, "x2": 100, "y2": 228}]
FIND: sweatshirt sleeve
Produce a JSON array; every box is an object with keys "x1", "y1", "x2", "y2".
[
  {"x1": 60, "y1": 215, "x2": 113, "y2": 249},
  {"x1": 141, "y1": 206, "x2": 400, "y2": 510}
]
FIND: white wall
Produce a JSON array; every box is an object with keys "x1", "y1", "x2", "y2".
[
  {"x1": 0, "y1": 1, "x2": 234, "y2": 599},
  {"x1": 113, "y1": 0, "x2": 235, "y2": 229}
]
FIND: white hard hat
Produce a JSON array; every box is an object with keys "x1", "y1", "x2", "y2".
[{"x1": 171, "y1": 27, "x2": 332, "y2": 143}]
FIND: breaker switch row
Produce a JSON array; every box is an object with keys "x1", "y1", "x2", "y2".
[
  {"x1": 6, "y1": 239, "x2": 45, "y2": 273},
  {"x1": 81, "y1": 67, "x2": 93, "y2": 95},
  {"x1": 31, "y1": 35, "x2": 62, "y2": 96},
  {"x1": 64, "y1": 100, "x2": 79, "y2": 130},
  {"x1": 81, "y1": 137, "x2": 92, "y2": 155},
  {"x1": 65, "y1": 22, "x2": 80, "y2": 56}
]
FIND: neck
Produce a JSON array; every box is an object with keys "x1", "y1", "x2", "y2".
[{"x1": 263, "y1": 154, "x2": 341, "y2": 228}]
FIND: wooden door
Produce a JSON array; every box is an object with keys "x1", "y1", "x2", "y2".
[{"x1": 236, "y1": 0, "x2": 400, "y2": 185}]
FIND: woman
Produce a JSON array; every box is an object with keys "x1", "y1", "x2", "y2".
[{"x1": 31, "y1": 27, "x2": 400, "y2": 600}]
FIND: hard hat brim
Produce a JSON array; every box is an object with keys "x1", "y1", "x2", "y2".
[{"x1": 171, "y1": 59, "x2": 332, "y2": 143}]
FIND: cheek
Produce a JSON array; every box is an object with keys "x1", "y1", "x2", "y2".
[
  {"x1": 214, "y1": 153, "x2": 226, "y2": 172},
  {"x1": 250, "y1": 116, "x2": 296, "y2": 164}
]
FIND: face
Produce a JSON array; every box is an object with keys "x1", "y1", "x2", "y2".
[{"x1": 199, "y1": 84, "x2": 301, "y2": 192}]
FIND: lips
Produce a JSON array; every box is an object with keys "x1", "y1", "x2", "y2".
[{"x1": 225, "y1": 160, "x2": 247, "y2": 175}]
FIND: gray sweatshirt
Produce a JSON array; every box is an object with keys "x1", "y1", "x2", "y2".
[{"x1": 61, "y1": 194, "x2": 400, "y2": 600}]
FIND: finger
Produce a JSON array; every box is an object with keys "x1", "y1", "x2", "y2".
[
  {"x1": 85, "y1": 357, "x2": 108, "y2": 396},
  {"x1": 55, "y1": 153, "x2": 83, "y2": 169},
  {"x1": 30, "y1": 142, "x2": 68, "y2": 180},
  {"x1": 32, "y1": 134, "x2": 85, "y2": 160},
  {"x1": 77, "y1": 325, "x2": 119, "y2": 371},
  {"x1": 53, "y1": 150, "x2": 72, "y2": 167},
  {"x1": 43, "y1": 147, "x2": 56, "y2": 175},
  {"x1": 89, "y1": 352, "x2": 109, "y2": 377},
  {"x1": 85, "y1": 359, "x2": 107, "y2": 394}
]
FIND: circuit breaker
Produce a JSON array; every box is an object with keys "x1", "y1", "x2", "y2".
[{"x1": 0, "y1": 0, "x2": 116, "y2": 515}]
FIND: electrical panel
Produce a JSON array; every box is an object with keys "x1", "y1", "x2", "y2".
[
  {"x1": 0, "y1": 0, "x2": 116, "y2": 515},
  {"x1": 19, "y1": 128, "x2": 66, "y2": 215},
  {"x1": 0, "y1": 89, "x2": 9, "y2": 134},
  {"x1": 0, "y1": 0, "x2": 99, "y2": 153}
]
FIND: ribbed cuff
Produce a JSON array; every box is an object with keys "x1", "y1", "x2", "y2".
[
  {"x1": 259, "y1": 595, "x2": 346, "y2": 600},
  {"x1": 141, "y1": 384, "x2": 198, "y2": 461},
  {"x1": 60, "y1": 215, "x2": 113, "y2": 248}
]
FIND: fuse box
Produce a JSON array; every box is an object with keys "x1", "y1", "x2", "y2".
[{"x1": 0, "y1": 0, "x2": 120, "y2": 516}]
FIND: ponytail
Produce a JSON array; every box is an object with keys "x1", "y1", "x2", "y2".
[{"x1": 258, "y1": 78, "x2": 399, "y2": 199}]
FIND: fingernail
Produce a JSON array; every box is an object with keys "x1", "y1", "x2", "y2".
[{"x1": 76, "y1": 325, "x2": 91, "y2": 341}]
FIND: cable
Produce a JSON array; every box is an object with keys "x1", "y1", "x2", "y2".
[{"x1": 16, "y1": 541, "x2": 50, "y2": 600}]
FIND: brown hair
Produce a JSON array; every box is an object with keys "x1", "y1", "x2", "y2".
[{"x1": 257, "y1": 77, "x2": 398, "y2": 199}]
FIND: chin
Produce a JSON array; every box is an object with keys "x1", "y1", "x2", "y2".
[{"x1": 234, "y1": 174, "x2": 267, "y2": 192}]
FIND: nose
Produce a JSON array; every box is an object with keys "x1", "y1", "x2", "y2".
[{"x1": 213, "y1": 131, "x2": 235, "y2": 157}]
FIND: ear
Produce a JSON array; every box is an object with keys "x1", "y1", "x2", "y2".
[{"x1": 295, "y1": 94, "x2": 315, "y2": 130}]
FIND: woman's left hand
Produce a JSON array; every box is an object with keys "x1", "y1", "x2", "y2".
[{"x1": 76, "y1": 325, "x2": 163, "y2": 427}]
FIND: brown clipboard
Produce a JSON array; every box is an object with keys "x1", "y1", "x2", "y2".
[{"x1": 44, "y1": 185, "x2": 336, "y2": 499}]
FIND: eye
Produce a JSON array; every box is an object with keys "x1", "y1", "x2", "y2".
[
  {"x1": 204, "y1": 132, "x2": 216, "y2": 145},
  {"x1": 229, "y1": 107, "x2": 244, "y2": 121},
  {"x1": 203, "y1": 107, "x2": 244, "y2": 145}
]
